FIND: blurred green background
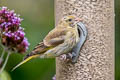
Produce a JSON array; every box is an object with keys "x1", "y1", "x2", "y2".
[
  {"x1": 0, "y1": 0, "x2": 120, "y2": 80},
  {"x1": 115, "y1": 0, "x2": 120, "y2": 80},
  {"x1": 0, "y1": 0, "x2": 55, "y2": 80}
]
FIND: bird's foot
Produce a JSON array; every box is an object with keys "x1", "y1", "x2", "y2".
[
  {"x1": 59, "y1": 54, "x2": 67, "y2": 61},
  {"x1": 59, "y1": 52, "x2": 77, "y2": 62}
]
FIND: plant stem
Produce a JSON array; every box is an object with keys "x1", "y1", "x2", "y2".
[
  {"x1": 0, "y1": 48, "x2": 5, "y2": 61},
  {"x1": 0, "y1": 51, "x2": 11, "y2": 74}
]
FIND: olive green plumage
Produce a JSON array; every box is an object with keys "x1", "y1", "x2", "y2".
[{"x1": 12, "y1": 15, "x2": 80, "y2": 71}]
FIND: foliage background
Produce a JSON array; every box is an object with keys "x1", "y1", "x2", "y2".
[
  {"x1": 115, "y1": 0, "x2": 120, "y2": 80},
  {"x1": 0, "y1": 0, "x2": 119, "y2": 80},
  {"x1": 0, "y1": 0, "x2": 55, "y2": 80}
]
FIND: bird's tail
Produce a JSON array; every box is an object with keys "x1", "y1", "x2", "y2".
[
  {"x1": 12, "y1": 42, "x2": 49, "y2": 71},
  {"x1": 11, "y1": 54, "x2": 39, "y2": 71}
]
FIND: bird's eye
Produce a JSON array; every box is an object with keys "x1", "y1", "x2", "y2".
[{"x1": 68, "y1": 19, "x2": 72, "y2": 21}]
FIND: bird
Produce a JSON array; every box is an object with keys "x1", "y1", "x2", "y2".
[{"x1": 12, "y1": 15, "x2": 87, "y2": 71}]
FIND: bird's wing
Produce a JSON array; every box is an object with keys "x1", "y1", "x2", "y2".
[
  {"x1": 11, "y1": 28, "x2": 68, "y2": 71},
  {"x1": 24, "y1": 42, "x2": 51, "y2": 59},
  {"x1": 24, "y1": 28, "x2": 67, "y2": 59},
  {"x1": 43, "y1": 28, "x2": 67, "y2": 46}
]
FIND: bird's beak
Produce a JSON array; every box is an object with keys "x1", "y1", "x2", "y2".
[{"x1": 75, "y1": 17, "x2": 81, "y2": 22}]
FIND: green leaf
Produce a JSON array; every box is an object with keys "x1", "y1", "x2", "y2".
[{"x1": 0, "y1": 71, "x2": 11, "y2": 80}]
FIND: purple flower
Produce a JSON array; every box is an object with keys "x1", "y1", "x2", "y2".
[
  {"x1": 0, "y1": 7, "x2": 22, "y2": 32},
  {"x1": 0, "y1": 7, "x2": 29, "y2": 53},
  {"x1": 2, "y1": 28, "x2": 24, "y2": 45},
  {"x1": 17, "y1": 38, "x2": 30, "y2": 53},
  {"x1": 52, "y1": 75, "x2": 56, "y2": 80}
]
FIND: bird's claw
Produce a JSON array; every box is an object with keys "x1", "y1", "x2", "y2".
[
  {"x1": 59, "y1": 54, "x2": 67, "y2": 61},
  {"x1": 59, "y1": 52, "x2": 77, "y2": 62},
  {"x1": 59, "y1": 53, "x2": 73, "y2": 62}
]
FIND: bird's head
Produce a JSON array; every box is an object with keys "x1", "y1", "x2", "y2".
[{"x1": 58, "y1": 15, "x2": 81, "y2": 28}]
